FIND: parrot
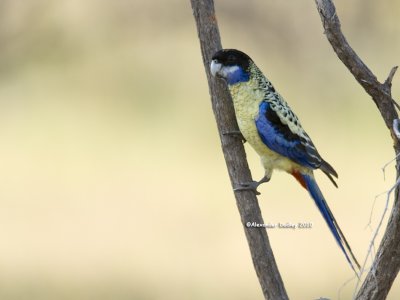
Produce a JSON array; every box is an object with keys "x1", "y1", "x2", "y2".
[{"x1": 210, "y1": 48, "x2": 360, "y2": 275}]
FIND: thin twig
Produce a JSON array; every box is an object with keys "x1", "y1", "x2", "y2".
[
  {"x1": 338, "y1": 276, "x2": 357, "y2": 300},
  {"x1": 365, "y1": 194, "x2": 383, "y2": 231},
  {"x1": 354, "y1": 177, "x2": 400, "y2": 298},
  {"x1": 384, "y1": 66, "x2": 398, "y2": 88},
  {"x1": 382, "y1": 154, "x2": 400, "y2": 180}
]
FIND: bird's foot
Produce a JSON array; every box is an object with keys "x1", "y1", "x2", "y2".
[
  {"x1": 234, "y1": 181, "x2": 262, "y2": 195},
  {"x1": 222, "y1": 130, "x2": 246, "y2": 143},
  {"x1": 233, "y1": 176, "x2": 270, "y2": 196}
]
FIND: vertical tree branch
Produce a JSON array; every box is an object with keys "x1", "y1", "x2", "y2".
[
  {"x1": 190, "y1": 1, "x2": 288, "y2": 299},
  {"x1": 314, "y1": 1, "x2": 400, "y2": 299}
]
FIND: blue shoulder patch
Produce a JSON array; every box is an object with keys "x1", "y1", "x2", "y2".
[{"x1": 255, "y1": 101, "x2": 321, "y2": 169}]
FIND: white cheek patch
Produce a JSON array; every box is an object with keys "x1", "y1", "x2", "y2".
[
  {"x1": 221, "y1": 65, "x2": 240, "y2": 78},
  {"x1": 210, "y1": 60, "x2": 222, "y2": 77}
]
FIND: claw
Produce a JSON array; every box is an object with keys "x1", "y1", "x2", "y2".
[
  {"x1": 233, "y1": 176, "x2": 270, "y2": 196},
  {"x1": 234, "y1": 181, "x2": 262, "y2": 195}
]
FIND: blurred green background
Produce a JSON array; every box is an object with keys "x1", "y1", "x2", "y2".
[{"x1": 0, "y1": 0, "x2": 399, "y2": 299}]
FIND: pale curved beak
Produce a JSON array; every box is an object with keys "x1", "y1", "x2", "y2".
[{"x1": 210, "y1": 59, "x2": 222, "y2": 77}]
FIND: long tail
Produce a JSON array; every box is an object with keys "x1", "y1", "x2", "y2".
[{"x1": 292, "y1": 171, "x2": 360, "y2": 276}]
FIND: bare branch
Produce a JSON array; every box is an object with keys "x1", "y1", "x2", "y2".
[
  {"x1": 315, "y1": 0, "x2": 398, "y2": 130},
  {"x1": 315, "y1": 0, "x2": 400, "y2": 299},
  {"x1": 384, "y1": 66, "x2": 398, "y2": 87},
  {"x1": 190, "y1": 1, "x2": 288, "y2": 299}
]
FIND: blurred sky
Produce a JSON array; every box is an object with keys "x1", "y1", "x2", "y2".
[{"x1": 0, "y1": 0, "x2": 399, "y2": 299}]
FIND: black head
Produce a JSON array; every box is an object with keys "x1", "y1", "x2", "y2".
[
  {"x1": 210, "y1": 49, "x2": 252, "y2": 85},
  {"x1": 212, "y1": 49, "x2": 251, "y2": 71}
]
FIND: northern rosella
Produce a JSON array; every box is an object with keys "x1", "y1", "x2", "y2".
[{"x1": 210, "y1": 49, "x2": 360, "y2": 275}]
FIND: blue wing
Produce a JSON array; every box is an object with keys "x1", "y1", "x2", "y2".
[
  {"x1": 255, "y1": 101, "x2": 322, "y2": 169},
  {"x1": 255, "y1": 102, "x2": 359, "y2": 272}
]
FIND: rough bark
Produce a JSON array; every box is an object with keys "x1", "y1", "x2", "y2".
[{"x1": 190, "y1": 0, "x2": 288, "y2": 299}]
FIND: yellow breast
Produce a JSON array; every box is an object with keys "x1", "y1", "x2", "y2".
[
  {"x1": 228, "y1": 79, "x2": 303, "y2": 173},
  {"x1": 229, "y1": 79, "x2": 278, "y2": 157}
]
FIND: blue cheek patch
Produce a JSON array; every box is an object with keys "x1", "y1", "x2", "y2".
[{"x1": 226, "y1": 68, "x2": 250, "y2": 85}]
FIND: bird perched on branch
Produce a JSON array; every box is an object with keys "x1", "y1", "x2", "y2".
[{"x1": 210, "y1": 49, "x2": 360, "y2": 275}]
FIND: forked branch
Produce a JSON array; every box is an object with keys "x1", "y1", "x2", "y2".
[{"x1": 315, "y1": 1, "x2": 400, "y2": 299}]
